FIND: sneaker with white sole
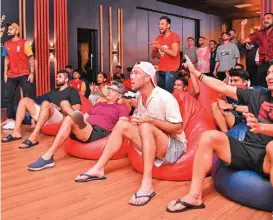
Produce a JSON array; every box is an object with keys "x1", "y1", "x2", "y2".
[
  {"x1": 28, "y1": 157, "x2": 55, "y2": 171},
  {"x1": 2, "y1": 120, "x2": 15, "y2": 130}
]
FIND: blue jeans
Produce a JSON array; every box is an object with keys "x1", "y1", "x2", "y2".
[{"x1": 156, "y1": 71, "x2": 179, "y2": 93}]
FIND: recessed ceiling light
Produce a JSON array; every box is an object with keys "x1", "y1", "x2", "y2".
[{"x1": 234, "y1": 4, "x2": 253, "y2": 8}]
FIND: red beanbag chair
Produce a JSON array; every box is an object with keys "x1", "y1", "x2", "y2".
[
  {"x1": 128, "y1": 91, "x2": 216, "y2": 181},
  {"x1": 41, "y1": 95, "x2": 92, "y2": 136},
  {"x1": 63, "y1": 137, "x2": 130, "y2": 160},
  {"x1": 188, "y1": 80, "x2": 219, "y2": 112}
]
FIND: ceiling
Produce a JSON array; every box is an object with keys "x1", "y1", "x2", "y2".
[{"x1": 157, "y1": 0, "x2": 260, "y2": 19}]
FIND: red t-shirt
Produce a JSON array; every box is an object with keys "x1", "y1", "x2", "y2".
[
  {"x1": 155, "y1": 32, "x2": 180, "y2": 71},
  {"x1": 3, "y1": 39, "x2": 33, "y2": 78},
  {"x1": 249, "y1": 29, "x2": 273, "y2": 63},
  {"x1": 69, "y1": 79, "x2": 84, "y2": 92},
  {"x1": 87, "y1": 102, "x2": 129, "y2": 131},
  {"x1": 123, "y1": 79, "x2": 131, "y2": 91}
]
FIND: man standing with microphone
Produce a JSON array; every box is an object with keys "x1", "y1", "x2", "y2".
[{"x1": 2, "y1": 23, "x2": 35, "y2": 130}]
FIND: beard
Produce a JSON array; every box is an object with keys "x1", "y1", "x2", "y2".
[
  {"x1": 7, "y1": 33, "x2": 15, "y2": 39},
  {"x1": 264, "y1": 22, "x2": 273, "y2": 29},
  {"x1": 56, "y1": 82, "x2": 65, "y2": 87}
]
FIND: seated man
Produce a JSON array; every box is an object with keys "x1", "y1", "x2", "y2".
[
  {"x1": 211, "y1": 69, "x2": 249, "y2": 133},
  {"x1": 75, "y1": 61, "x2": 187, "y2": 206},
  {"x1": 28, "y1": 81, "x2": 129, "y2": 171},
  {"x1": 2, "y1": 70, "x2": 81, "y2": 148},
  {"x1": 174, "y1": 74, "x2": 200, "y2": 98},
  {"x1": 89, "y1": 72, "x2": 109, "y2": 104},
  {"x1": 166, "y1": 56, "x2": 273, "y2": 213},
  {"x1": 69, "y1": 69, "x2": 86, "y2": 96}
]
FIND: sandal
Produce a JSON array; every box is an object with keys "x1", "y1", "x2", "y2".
[
  {"x1": 19, "y1": 139, "x2": 39, "y2": 149},
  {"x1": 129, "y1": 191, "x2": 156, "y2": 206},
  {"x1": 166, "y1": 199, "x2": 205, "y2": 213},
  {"x1": 2, "y1": 134, "x2": 22, "y2": 143},
  {"x1": 75, "y1": 173, "x2": 107, "y2": 183}
]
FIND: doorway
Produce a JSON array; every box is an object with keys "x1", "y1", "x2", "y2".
[{"x1": 77, "y1": 28, "x2": 98, "y2": 83}]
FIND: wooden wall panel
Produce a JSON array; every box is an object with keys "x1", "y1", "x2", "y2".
[
  {"x1": 34, "y1": 0, "x2": 50, "y2": 96},
  {"x1": 54, "y1": 0, "x2": 68, "y2": 86}
]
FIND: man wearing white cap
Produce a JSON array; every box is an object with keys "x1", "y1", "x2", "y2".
[
  {"x1": 75, "y1": 61, "x2": 187, "y2": 206},
  {"x1": 2, "y1": 22, "x2": 35, "y2": 130}
]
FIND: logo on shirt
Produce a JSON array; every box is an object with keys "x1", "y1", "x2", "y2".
[
  {"x1": 16, "y1": 46, "x2": 20, "y2": 52},
  {"x1": 258, "y1": 101, "x2": 273, "y2": 123},
  {"x1": 158, "y1": 45, "x2": 168, "y2": 57},
  {"x1": 220, "y1": 50, "x2": 230, "y2": 56}
]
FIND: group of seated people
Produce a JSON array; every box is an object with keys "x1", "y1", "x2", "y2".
[{"x1": 2, "y1": 56, "x2": 273, "y2": 212}]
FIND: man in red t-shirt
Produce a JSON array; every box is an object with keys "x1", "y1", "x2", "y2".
[
  {"x1": 241, "y1": 13, "x2": 273, "y2": 87},
  {"x1": 150, "y1": 16, "x2": 180, "y2": 93},
  {"x1": 69, "y1": 69, "x2": 86, "y2": 96},
  {"x1": 1, "y1": 23, "x2": 35, "y2": 130}
]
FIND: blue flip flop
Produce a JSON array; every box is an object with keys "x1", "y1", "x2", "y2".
[
  {"x1": 129, "y1": 191, "x2": 156, "y2": 206},
  {"x1": 75, "y1": 173, "x2": 107, "y2": 183}
]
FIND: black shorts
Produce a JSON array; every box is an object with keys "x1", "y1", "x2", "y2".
[
  {"x1": 232, "y1": 112, "x2": 245, "y2": 126},
  {"x1": 217, "y1": 71, "x2": 226, "y2": 81},
  {"x1": 226, "y1": 135, "x2": 266, "y2": 174},
  {"x1": 70, "y1": 125, "x2": 109, "y2": 143}
]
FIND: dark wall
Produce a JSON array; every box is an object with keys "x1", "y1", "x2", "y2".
[{"x1": 67, "y1": 0, "x2": 226, "y2": 74}]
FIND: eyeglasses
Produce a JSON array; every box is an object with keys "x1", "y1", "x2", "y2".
[{"x1": 107, "y1": 87, "x2": 121, "y2": 94}]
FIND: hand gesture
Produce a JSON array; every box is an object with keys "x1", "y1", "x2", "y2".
[
  {"x1": 28, "y1": 73, "x2": 34, "y2": 83},
  {"x1": 89, "y1": 82, "x2": 97, "y2": 93},
  {"x1": 243, "y1": 112, "x2": 261, "y2": 133},
  {"x1": 217, "y1": 99, "x2": 231, "y2": 111},
  {"x1": 149, "y1": 40, "x2": 160, "y2": 49},
  {"x1": 241, "y1": 19, "x2": 248, "y2": 26},
  {"x1": 183, "y1": 55, "x2": 197, "y2": 75},
  {"x1": 131, "y1": 114, "x2": 151, "y2": 125}
]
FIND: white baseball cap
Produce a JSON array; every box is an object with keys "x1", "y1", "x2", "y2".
[{"x1": 133, "y1": 61, "x2": 156, "y2": 86}]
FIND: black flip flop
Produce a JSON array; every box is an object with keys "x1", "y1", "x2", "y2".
[
  {"x1": 166, "y1": 199, "x2": 206, "y2": 213},
  {"x1": 2, "y1": 134, "x2": 22, "y2": 143},
  {"x1": 75, "y1": 173, "x2": 107, "y2": 183},
  {"x1": 19, "y1": 139, "x2": 39, "y2": 149},
  {"x1": 129, "y1": 191, "x2": 156, "y2": 206},
  {"x1": 72, "y1": 111, "x2": 87, "y2": 129}
]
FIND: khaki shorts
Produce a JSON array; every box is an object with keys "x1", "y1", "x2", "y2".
[
  {"x1": 136, "y1": 136, "x2": 186, "y2": 167},
  {"x1": 33, "y1": 103, "x2": 63, "y2": 125}
]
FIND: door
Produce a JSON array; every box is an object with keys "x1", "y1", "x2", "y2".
[{"x1": 77, "y1": 28, "x2": 98, "y2": 83}]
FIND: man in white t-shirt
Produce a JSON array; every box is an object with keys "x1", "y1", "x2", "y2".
[{"x1": 75, "y1": 61, "x2": 187, "y2": 206}]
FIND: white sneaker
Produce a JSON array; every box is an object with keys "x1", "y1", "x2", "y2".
[{"x1": 3, "y1": 120, "x2": 15, "y2": 130}]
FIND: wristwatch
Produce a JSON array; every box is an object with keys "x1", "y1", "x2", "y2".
[{"x1": 232, "y1": 103, "x2": 238, "y2": 111}]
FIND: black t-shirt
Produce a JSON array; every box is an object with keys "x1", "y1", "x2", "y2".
[
  {"x1": 237, "y1": 88, "x2": 273, "y2": 147},
  {"x1": 46, "y1": 87, "x2": 81, "y2": 107}
]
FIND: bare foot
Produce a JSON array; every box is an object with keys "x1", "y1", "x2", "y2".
[
  {"x1": 129, "y1": 185, "x2": 155, "y2": 206},
  {"x1": 167, "y1": 193, "x2": 203, "y2": 212},
  {"x1": 75, "y1": 167, "x2": 105, "y2": 181}
]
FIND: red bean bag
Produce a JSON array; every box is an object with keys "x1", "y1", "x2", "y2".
[
  {"x1": 41, "y1": 95, "x2": 92, "y2": 136},
  {"x1": 63, "y1": 137, "x2": 130, "y2": 160},
  {"x1": 128, "y1": 91, "x2": 216, "y2": 181},
  {"x1": 188, "y1": 80, "x2": 219, "y2": 112}
]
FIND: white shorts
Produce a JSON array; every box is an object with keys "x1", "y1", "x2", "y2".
[
  {"x1": 136, "y1": 136, "x2": 186, "y2": 167},
  {"x1": 33, "y1": 103, "x2": 63, "y2": 125}
]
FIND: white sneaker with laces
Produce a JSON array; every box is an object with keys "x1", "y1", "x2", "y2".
[{"x1": 2, "y1": 120, "x2": 15, "y2": 130}]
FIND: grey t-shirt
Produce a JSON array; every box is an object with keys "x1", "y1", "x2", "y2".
[
  {"x1": 215, "y1": 43, "x2": 240, "y2": 72},
  {"x1": 183, "y1": 47, "x2": 197, "y2": 65}
]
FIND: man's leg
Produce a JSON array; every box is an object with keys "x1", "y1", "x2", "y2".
[
  {"x1": 19, "y1": 75, "x2": 34, "y2": 99},
  {"x1": 263, "y1": 141, "x2": 273, "y2": 186},
  {"x1": 211, "y1": 102, "x2": 229, "y2": 132},
  {"x1": 2, "y1": 98, "x2": 38, "y2": 140},
  {"x1": 164, "y1": 72, "x2": 178, "y2": 93},
  {"x1": 167, "y1": 130, "x2": 231, "y2": 211},
  {"x1": 28, "y1": 115, "x2": 93, "y2": 170},
  {"x1": 156, "y1": 71, "x2": 165, "y2": 90},
  {"x1": 20, "y1": 101, "x2": 55, "y2": 147},
  {"x1": 75, "y1": 120, "x2": 142, "y2": 180},
  {"x1": 59, "y1": 100, "x2": 74, "y2": 117},
  {"x1": 3, "y1": 77, "x2": 19, "y2": 121},
  {"x1": 129, "y1": 122, "x2": 169, "y2": 205},
  {"x1": 256, "y1": 62, "x2": 269, "y2": 87}
]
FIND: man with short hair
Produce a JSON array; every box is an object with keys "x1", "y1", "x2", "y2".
[
  {"x1": 209, "y1": 40, "x2": 217, "y2": 77},
  {"x1": 75, "y1": 61, "x2": 186, "y2": 206},
  {"x1": 166, "y1": 55, "x2": 273, "y2": 213},
  {"x1": 2, "y1": 23, "x2": 35, "y2": 130},
  {"x1": 2, "y1": 70, "x2": 81, "y2": 149},
  {"x1": 28, "y1": 81, "x2": 129, "y2": 171},
  {"x1": 241, "y1": 13, "x2": 273, "y2": 87},
  {"x1": 211, "y1": 69, "x2": 249, "y2": 133},
  {"x1": 150, "y1": 16, "x2": 181, "y2": 93},
  {"x1": 196, "y1": 37, "x2": 210, "y2": 75},
  {"x1": 112, "y1": 65, "x2": 124, "y2": 82},
  {"x1": 69, "y1": 69, "x2": 86, "y2": 96},
  {"x1": 214, "y1": 32, "x2": 240, "y2": 80},
  {"x1": 183, "y1": 37, "x2": 197, "y2": 66},
  {"x1": 65, "y1": 64, "x2": 73, "y2": 80}
]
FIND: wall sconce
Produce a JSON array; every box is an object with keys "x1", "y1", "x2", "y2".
[
  {"x1": 112, "y1": 48, "x2": 118, "y2": 56},
  {"x1": 49, "y1": 45, "x2": 55, "y2": 55}
]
